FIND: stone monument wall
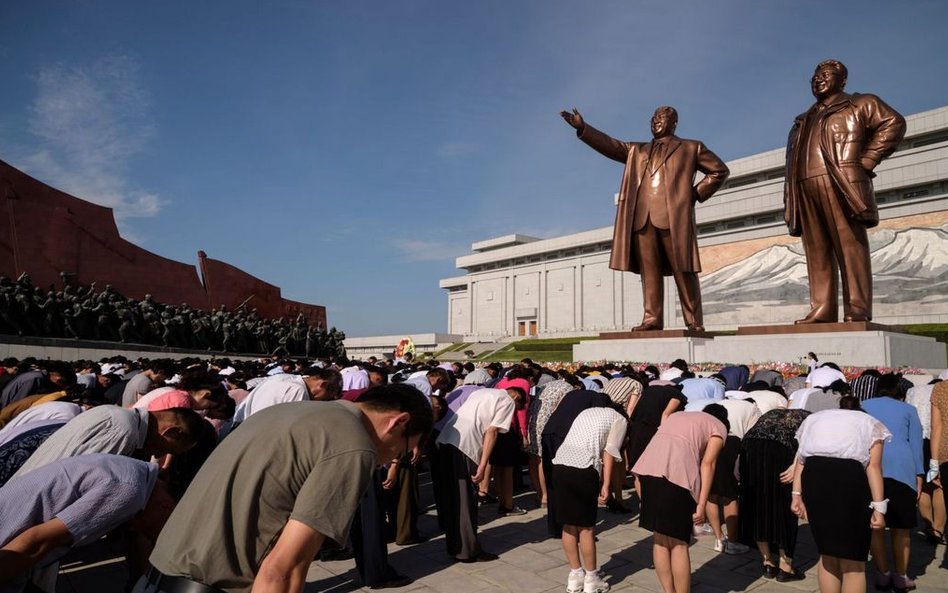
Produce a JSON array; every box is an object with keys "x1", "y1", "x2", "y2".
[{"x1": 0, "y1": 159, "x2": 326, "y2": 327}]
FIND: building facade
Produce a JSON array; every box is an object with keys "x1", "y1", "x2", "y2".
[{"x1": 442, "y1": 106, "x2": 948, "y2": 339}]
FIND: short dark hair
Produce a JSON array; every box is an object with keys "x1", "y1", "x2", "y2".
[
  {"x1": 839, "y1": 395, "x2": 862, "y2": 411},
  {"x1": 304, "y1": 368, "x2": 343, "y2": 398},
  {"x1": 426, "y1": 367, "x2": 451, "y2": 387},
  {"x1": 44, "y1": 361, "x2": 77, "y2": 387},
  {"x1": 147, "y1": 359, "x2": 178, "y2": 377},
  {"x1": 702, "y1": 402, "x2": 730, "y2": 433},
  {"x1": 178, "y1": 368, "x2": 223, "y2": 393},
  {"x1": 358, "y1": 383, "x2": 434, "y2": 440},
  {"x1": 877, "y1": 373, "x2": 904, "y2": 399},
  {"x1": 825, "y1": 379, "x2": 851, "y2": 395}
]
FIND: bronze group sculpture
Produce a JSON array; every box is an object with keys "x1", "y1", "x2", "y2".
[
  {"x1": 561, "y1": 106, "x2": 729, "y2": 331},
  {"x1": 785, "y1": 60, "x2": 905, "y2": 323}
]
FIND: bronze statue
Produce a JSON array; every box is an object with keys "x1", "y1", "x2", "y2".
[
  {"x1": 561, "y1": 106, "x2": 729, "y2": 331},
  {"x1": 785, "y1": 60, "x2": 905, "y2": 323}
]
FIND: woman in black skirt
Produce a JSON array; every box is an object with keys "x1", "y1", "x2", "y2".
[
  {"x1": 632, "y1": 404, "x2": 728, "y2": 593},
  {"x1": 791, "y1": 398, "x2": 890, "y2": 593},
  {"x1": 551, "y1": 406, "x2": 628, "y2": 593},
  {"x1": 626, "y1": 385, "x2": 687, "y2": 494},
  {"x1": 738, "y1": 408, "x2": 811, "y2": 580}
]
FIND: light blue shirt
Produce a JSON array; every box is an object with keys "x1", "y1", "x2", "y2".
[
  {"x1": 862, "y1": 396, "x2": 924, "y2": 490},
  {"x1": 681, "y1": 378, "x2": 725, "y2": 411}
]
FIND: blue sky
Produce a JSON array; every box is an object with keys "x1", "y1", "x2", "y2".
[{"x1": 1, "y1": 1, "x2": 946, "y2": 336}]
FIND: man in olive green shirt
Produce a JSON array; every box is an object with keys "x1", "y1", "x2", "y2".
[{"x1": 135, "y1": 384, "x2": 433, "y2": 593}]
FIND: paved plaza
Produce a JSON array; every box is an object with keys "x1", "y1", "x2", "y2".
[{"x1": 53, "y1": 471, "x2": 948, "y2": 593}]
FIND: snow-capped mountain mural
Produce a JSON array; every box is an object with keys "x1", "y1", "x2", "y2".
[{"x1": 692, "y1": 226, "x2": 948, "y2": 326}]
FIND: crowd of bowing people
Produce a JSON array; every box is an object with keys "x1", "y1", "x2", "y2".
[{"x1": 0, "y1": 351, "x2": 946, "y2": 593}]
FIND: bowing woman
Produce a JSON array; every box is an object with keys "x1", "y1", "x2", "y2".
[{"x1": 790, "y1": 397, "x2": 890, "y2": 593}]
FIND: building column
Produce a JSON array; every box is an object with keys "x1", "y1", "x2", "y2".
[{"x1": 573, "y1": 265, "x2": 581, "y2": 330}]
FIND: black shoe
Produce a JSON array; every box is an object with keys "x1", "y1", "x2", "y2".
[
  {"x1": 456, "y1": 551, "x2": 499, "y2": 563},
  {"x1": 776, "y1": 568, "x2": 805, "y2": 582},
  {"x1": 497, "y1": 505, "x2": 528, "y2": 516},
  {"x1": 477, "y1": 493, "x2": 498, "y2": 505},
  {"x1": 319, "y1": 548, "x2": 354, "y2": 561},
  {"x1": 762, "y1": 565, "x2": 779, "y2": 579},
  {"x1": 369, "y1": 574, "x2": 414, "y2": 589}
]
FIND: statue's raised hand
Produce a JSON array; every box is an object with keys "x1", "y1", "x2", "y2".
[{"x1": 560, "y1": 107, "x2": 584, "y2": 130}]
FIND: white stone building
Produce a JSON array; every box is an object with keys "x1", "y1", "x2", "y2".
[{"x1": 442, "y1": 106, "x2": 948, "y2": 339}]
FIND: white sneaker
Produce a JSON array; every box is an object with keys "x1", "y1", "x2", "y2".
[
  {"x1": 724, "y1": 540, "x2": 750, "y2": 555},
  {"x1": 583, "y1": 570, "x2": 610, "y2": 593},
  {"x1": 567, "y1": 570, "x2": 585, "y2": 593},
  {"x1": 714, "y1": 538, "x2": 726, "y2": 553}
]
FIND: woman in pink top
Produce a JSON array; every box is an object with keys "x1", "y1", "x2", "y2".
[
  {"x1": 492, "y1": 376, "x2": 532, "y2": 515},
  {"x1": 632, "y1": 405, "x2": 728, "y2": 593}
]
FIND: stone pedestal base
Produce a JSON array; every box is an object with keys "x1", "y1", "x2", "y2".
[
  {"x1": 709, "y1": 329, "x2": 945, "y2": 369},
  {"x1": 574, "y1": 326, "x2": 946, "y2": 370},
  {"x1": 574, "y1": 336, "x2": 713, "y2": 364},
  {"x1": 600, "y1": 328, "x2": 714, "y2": 339}
]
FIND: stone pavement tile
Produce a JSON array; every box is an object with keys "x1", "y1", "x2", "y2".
[
  {"x1": 522, "y1": 535, "x2": 564, "y2": 554},
  {"x1": 692, "y1": 564, "x2": 766, "y2": 593},
  {"x1": 607, "y1": 564, "x2": 665, "y2": 593},
  {"x1": 463, "y1": 561, "x2": 564, "y2": 593},
  {"x1": 414, "y1": 565, "x2": 497, "y2": 593},
  {"x1": 389, "y1": 551, "x2": 453, "y2": 581},
  {"x1": 593, "y1": 533, "x2": 636, "y2": 555},
  {"x1": 497, "y1": 545, "x2": 568, "y2": 572},
  {"x1": 303, "y1": 572, "x2": 362, "y2": 593},
  {"x1": 316, "y1": 556, "x2": 359, "y2": 577}
]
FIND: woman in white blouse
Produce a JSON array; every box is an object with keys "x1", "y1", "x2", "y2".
[{"x1": 790, "y1": 397, "x2": 890, "y2": 593}]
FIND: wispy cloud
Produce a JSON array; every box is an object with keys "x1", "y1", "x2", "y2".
[
  {"x1": 17, "y1": 55, "x2": 166, "y2": 224},
  {"x1": 391, "y1": 238, "x2": 467, "y2": 262},
  {"x1": 436, "y1": 140, "x2": 478, "y2": 159}
]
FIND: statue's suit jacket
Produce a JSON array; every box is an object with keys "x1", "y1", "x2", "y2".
[
  {"x1": 578, "y1": 125, "x2": 729, "y2": 275},
  {"x1": 784, "y1": 92, "x2": 905, "y2": 236}
]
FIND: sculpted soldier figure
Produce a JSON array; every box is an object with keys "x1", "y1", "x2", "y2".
[
  {"x1": 561, "y1": 106, "x2": 729, "y2": 331},
  {"x1": 785, "y1": 60, "x2": 905, "y2": 323}
]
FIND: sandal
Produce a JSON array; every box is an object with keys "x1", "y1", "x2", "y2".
[{"x1": 923, "y1": 528, "x2": 944, "y2": 545}]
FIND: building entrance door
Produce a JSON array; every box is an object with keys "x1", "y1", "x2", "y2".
[{"x1": 528, "y1": 320, "x2": 537, "y2": 336}]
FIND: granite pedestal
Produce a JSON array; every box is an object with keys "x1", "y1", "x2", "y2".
[{"x1": 573, "y1": 325, "x2": 946, "y2": 370}]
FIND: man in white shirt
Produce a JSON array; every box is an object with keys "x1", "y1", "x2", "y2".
[
  {"x1": 805, "y1": 363, "x2": 846, "y2": 388},
  {"x1": 404, "y1": 368, "x2": 452, "y2": 400},
  {"x1": 232, "y1": 369, "x2": 342, "y2": 424},
  {"x1": 659, "y1": 359, "x2": 689, "y2": 382},
  {"x1": 435, "y1": 387, "x2": 524, "y2": 562},
  {"x1": 12, "y1": 406, "x2": 203, "y2": 479}
]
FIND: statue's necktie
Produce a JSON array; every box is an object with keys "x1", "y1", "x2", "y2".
[{"x1": 650, "y1": 141, "x2": 665, "y2": 174}]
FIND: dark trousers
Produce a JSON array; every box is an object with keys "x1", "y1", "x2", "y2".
[
  {"x1": 438, "y1": 444, "x2": 481, "y2": 559},
  {"x1": 351, "y1": 469, "x2": 396, "y2": 587},
  {"x1": 427, "y1": 430, "x2": 446, "y2": 530},
  {"x1": 541, "y1": 453, "x2": 562, "y2": 538},
  {"x1": 394, "y1": 462, "x2": 420, "y2": 544}
]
